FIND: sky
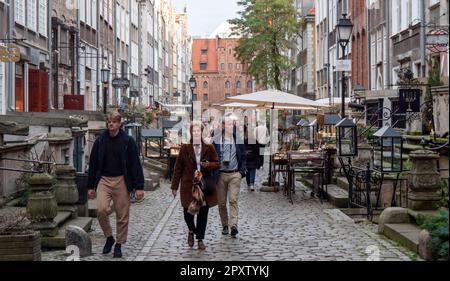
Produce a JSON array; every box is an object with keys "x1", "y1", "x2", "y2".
[{"x1": 172, "y1": 0, "x2": 241, "y2": 37}]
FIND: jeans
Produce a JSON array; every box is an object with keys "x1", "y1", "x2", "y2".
[{"x1": 246, "y1": 169, "x2": 257, "y2": 186}]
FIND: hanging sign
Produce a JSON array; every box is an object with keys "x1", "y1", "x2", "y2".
[{"x1": 0, "y1": 44, "x2": 20, "y2": 62}]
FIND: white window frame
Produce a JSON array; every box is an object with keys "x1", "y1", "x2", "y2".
[
  {"x1": 15, "y1": 0, "x2": 26, "y2": 26},
  {"x1": 80, "y1": 0, "x2": 86, "y2": 23},
  {"x1": 92, "y1": 0, "x2": 97, "y2": 30},
  {"x1": 27, "y1": 0, "x2": 38, "y2": 32},
  {"x1": 38, "y1": 0, "x2": 47, "y2": 36}
]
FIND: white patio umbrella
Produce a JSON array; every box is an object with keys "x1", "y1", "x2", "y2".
[
  {"x1": 315, "y1": 97, "x2": 351, "y2": 106},
  {"x1": 221, "y1": 102, "x2": 317, "y2": 111},
  {"x1": 220, "y1": 102, "x2": 259, "y2": 109},
  {"x1": 227, "y1": 89, "x2": 328, "y2": 109},
  {"x1": 226, "y1": 89, "x2": 328, "y2": 188}
]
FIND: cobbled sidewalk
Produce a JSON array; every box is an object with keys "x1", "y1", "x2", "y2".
[
  {"x1": 41, "y1": 180, "x2": 175, "y2": 261},
  {"x1": 137, "y1": 166, "x2": 415, "y2": 261},
  {"x1": 42, "y1": 165, "x2": 416, "y2": 261}
]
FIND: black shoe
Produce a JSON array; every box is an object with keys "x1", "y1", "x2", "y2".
[
  {"x1": 113, "y1": 244, "x2": 122, "y2": 258},
  {"x1": 222, "y1": 226, "x2": 229, "y2": 235},
  {"x1": 230, "y1": 227, "x2": 239, "y2": 237},
  {"x1": 102, "y1": 236, "x2": 115, "y2": 254}
]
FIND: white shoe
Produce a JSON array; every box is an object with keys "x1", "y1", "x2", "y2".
[{"x1": 250, "y1": 185, "x2": 255, "y2": 191}]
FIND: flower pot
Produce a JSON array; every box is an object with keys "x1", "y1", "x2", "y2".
[{"x1": 0, "y1": 231, "x2": 42, "y2": 261}]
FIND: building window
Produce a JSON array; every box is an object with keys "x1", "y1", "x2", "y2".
[
  {"x1": 247, "y1": 80, "x2": 253, "y2": 89},
  {"x1": 38, "y1": 0, "x2": 47, "y2": 36},
  {"x1": 204, "y1": 94, "x2": 209, "y2": 101},
  {"x1": 192, "y1": 94, "x2": 197, "y2": 101},
  {"x1": 201, "y1": 49, "x2": 207, "y2": 55},
  {"x1": 366, "y1": 99, "x2": 383, "y2": 128},
  {"x1": 203, "y1": 81, "x2": 208, "y2": 89},
  {"x1": 228, "y1": 63, "x2": 232, "y2": 70},
  {"x1": 200, "y1": 63, "x2": 207, "y2": 70},
  {"x1": 221, "y1": 63, "x2": 225, "y2": 71},
  {"x1": 391, "y1": 99, "x2": 406, "y2": 129},
  {"x1": 27, "y1": 0, "x2": 37, "y2": 31},
  {"x1": 225, "y1": 81, "x2": 231, "y2": 88},
  {"x1": 236, "y1": 63, "x2": 240, "y2": 70},
  {"x1": 15, "y1": 0, "x2": 26, "y2": 26},
  {"x1": 236, "y1": 81, "x2": 241, "y2": 88}
]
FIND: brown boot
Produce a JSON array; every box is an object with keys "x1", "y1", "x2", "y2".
[
  {"x1": 198, "y1": 240, "x2": 206, "y2": 250},
  {"x1": 188, "y1": 231, "x2": 194, "y2": 248}
]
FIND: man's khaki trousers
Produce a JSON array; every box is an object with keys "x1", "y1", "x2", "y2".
[
  {"x1": 96, "y1": 176, "x2": 130, "y2": 244},
  {"x1": 217, "y1": 172, "x2": 242, "y2": 228}
]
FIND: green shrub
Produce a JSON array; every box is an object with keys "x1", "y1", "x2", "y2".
[
  {"x1": 417, "y1": 209, "x2": 449, "y2": 261},
  {"x1": 440, "y1": 181, "x2": 449, "y2": 209}
]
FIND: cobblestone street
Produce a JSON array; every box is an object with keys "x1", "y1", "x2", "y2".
[{"x1": 42, "y1": 163, "x2": 415, "y2": 261}]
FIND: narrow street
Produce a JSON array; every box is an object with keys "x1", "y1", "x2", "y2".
[{"x1": 42, "y1": 163, "x2": 414, "y2": 261}]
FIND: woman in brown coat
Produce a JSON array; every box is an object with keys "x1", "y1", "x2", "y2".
[{"x1": 171, "y1": 122, "x2": 220, "y2": 250}]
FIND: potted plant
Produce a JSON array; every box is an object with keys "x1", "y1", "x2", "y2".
[{"x1": 0, "y1": 210, "x2": 41, "y2": 261}]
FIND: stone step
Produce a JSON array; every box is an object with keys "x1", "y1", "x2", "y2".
[
  {"x1": 336, "y1": 177, "x2": 349, "y2": 191},
  {"x1": 383, "y1": 223, "x2": 421, "y2": 253},
  {"x1": 326, "y1": 184, "x2": 349, "y2": 208},
  {"x1": 407, "y1": 209, "x2": 440, "y2": 222},
  {"x1": 340, "y1": 208, "x2": 383, "y2": 223},
  {"x1": 54, "y1": 212, "x2": 72, "y2": 227},
  {"x1": 41, "y1": 217, "x2": 93, "y2": 249},
  {"x1": 143, "y1": 161, "x2": 167, "y2": 174},
  {"x1": 298, "y1": 178, "x2": 348, "y2": 208},
  {"x1": 5, "y1": 198, "x2": 22, "y2": 207},
  {"x1": 145, "y1": 158, "x2": 168, "y2": 168}
]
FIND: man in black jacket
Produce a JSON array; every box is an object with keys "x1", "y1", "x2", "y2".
[{"x1": 87, "y1": 111, "x2": 144, "y2": 258}]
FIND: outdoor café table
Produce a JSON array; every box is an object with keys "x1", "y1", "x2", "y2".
[
  {"x1": 286, "y1": 150, "x2": 327, "y2": 204},
  {"x1": 271, "y1": 152, "x2": 290, "y2": 192}
]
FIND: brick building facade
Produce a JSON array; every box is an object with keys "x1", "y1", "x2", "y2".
[
  {"x1": 351, "y1": 0, "x2": 368, "y2": 91},
  {"x1": 192, "y1": 37, "x2": 256, "y2": 109}
]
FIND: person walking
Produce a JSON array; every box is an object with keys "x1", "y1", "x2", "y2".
[
  {"x1": 87, "y1": 111, "x2": 144, "y2": 258},
  {"x1": 171, "y1": 122, "x2": 220, "y2": 250},
  {"x1": 213, "y1": 117, "x2": 247, "y2": 238},
  {"x1": 244, "y1": 119, "x2": 264, "y2": 192}
]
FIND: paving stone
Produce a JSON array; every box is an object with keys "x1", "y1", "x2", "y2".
[{"x1": 42, "y1": 162, "x2": 415, "y2": 261}]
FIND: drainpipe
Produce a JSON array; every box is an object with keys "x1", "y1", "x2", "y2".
[
  {"x1": 7, "y1": 0, "x2": 15, "y2": 112},
  {"x1": 326, "y1": 0, "x2": 331, "y2": 105},
  {"x1": 76, "y1": 0, "x2": 80, "y2": 95},
  {"x1": 420, "y1": 0, "x2": 426, "y2": 77},
  {"x1": 367, "y1": 0, "x2": 371, "y2": 90},
  {"x1": 48, "y1": 0, "x2": 53, "y2": 111},
  {"x1": 97, "y1": 0, "x2": 100, "y2": 108},
  {"x1": 385, "y1": 0, "x2": 391, "y2": 88}
]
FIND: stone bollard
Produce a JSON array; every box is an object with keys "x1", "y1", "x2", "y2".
[
  {"x1": 65, "y1": 225, "x2": 92, "y2": 258},
  {"x1": 408, "y1": 150, "x2": 442, "y2": 211},
  {"x1": 27, "y1": 173, "x2": 58, "y2": 237},
  {"x1": 54, "y1": 165, "x2": 79, "y2": 218}
]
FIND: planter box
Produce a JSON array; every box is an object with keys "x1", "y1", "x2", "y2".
[{"x1": 0, "y1": 231, "x2": 42, "y2": 261}]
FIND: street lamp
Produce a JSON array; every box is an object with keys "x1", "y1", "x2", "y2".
[
  {"x1": 189, "y1": 76, "x2": 197, "y2": 121},
  {"x1": 101, "y1": 65, "x2": 111, "y2": 114},
  {"x1": 372, "y1": 126, "x2": 403, "y2": 173},
  {"x1": 336, "y1": 117, "x2": 358, "y2": 157},
  {"x1": 336, "y1": 13, "x2": 353, "y2": 118}
]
